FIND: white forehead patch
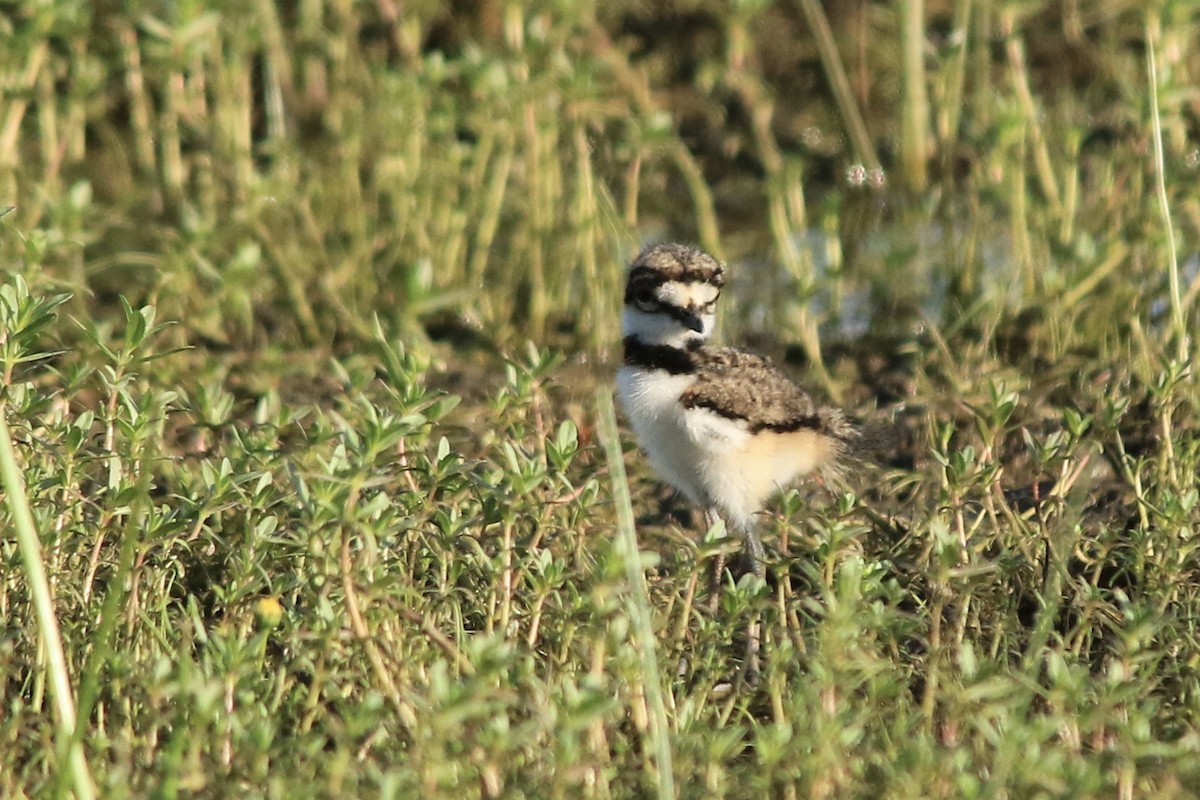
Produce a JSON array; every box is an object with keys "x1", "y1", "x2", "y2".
[{"x1": 655, "y1": 281, "x2": 720, "y2": 308}]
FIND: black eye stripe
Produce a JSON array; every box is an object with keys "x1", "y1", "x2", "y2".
[{"x1": 625, "y1": 279, "x2": 660, "y2": 304}]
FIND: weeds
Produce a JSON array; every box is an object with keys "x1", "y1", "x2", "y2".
[{"x1": 3, "y1": 2, "x2": 1200, "y2": 797}]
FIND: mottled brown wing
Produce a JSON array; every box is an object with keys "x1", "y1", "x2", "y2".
[{"x1": 681, "y1": 347, "x2": 847, "y2": 436}]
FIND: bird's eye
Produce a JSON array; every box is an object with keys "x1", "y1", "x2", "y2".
[{"x1": 634, "y1": 286, "x2": 658, "y2": 309}]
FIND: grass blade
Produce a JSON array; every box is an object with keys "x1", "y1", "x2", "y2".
[
  {"x1": 0, "y1": 408, "x2": 95, "y2": 800},
  {"x1": 1146, "y1": 16, "x2": 1189, "y2": 364},
  {"x1": 595, "y1": 388, "x2": 675, "y2": 800},
  {"x1": 796, "y1": 0, "x2": 881, "y2": 176}
]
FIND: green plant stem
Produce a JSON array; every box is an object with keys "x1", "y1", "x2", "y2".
[
  {"x1": 70, "y1": 478, "x2": 146, "y2": 794},
  {"x1": 899, "y1": 0, "x2": 929, "y2": 192},
  {"x1": 595, "y1": 388, "x2": 675, "y2": 800},
  {"x1": 587, "y1": 27, "x2": 725, "y2": 261},
  {"x1": 1146, "y1": 18, "x2": 1189, "y2": 364},
  {"x1": 0, "y1": 407, "x2": 95, "y2": 800},
  {"x1": 936, "y1": 0, "x2": 973, "y2": 147},
  {"x1": 796, "y1": 0, "x2": 881, "y2": 176},
  {"x1": 1001, "y1": 9, "x2": 1061, "y2": 216}
]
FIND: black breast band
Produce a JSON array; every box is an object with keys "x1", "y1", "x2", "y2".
[{"x1": 622, "y1": 336, "x2": 697, "y2": 375}]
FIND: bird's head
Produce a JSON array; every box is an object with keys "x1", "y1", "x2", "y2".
[{"x1": 622, "y1": 243, "x2": 726, "y2": 348}]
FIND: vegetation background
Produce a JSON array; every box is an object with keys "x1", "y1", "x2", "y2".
[{"x1": 2, "y1": 0, "x2": 1200, "y2": 797}]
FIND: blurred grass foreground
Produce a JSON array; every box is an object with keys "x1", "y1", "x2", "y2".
[{"x1": 3, "y1": 1, "x2": 1200, "y2": 797}]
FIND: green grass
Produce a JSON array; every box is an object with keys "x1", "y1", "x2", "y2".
[{"x1": 3, "y1": 1, "x2": 1200, "y2": 797}]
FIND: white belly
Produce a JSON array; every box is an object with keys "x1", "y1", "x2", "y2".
[
  {"x1": 616, "y1": 366, "x2": 752, "y2": 523},
  {"x1": 616, "y1": 366, "x2": 706, "y2": 503},
  {"x1": 616, "y1": 366, "x2": 838, "y2": 531}
]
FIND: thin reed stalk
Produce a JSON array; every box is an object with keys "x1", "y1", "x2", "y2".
[
  {"x1": 0, "y1": 409, "x2": 95, "y2": 800},
  {"x1": 1146, "y1": 18, "x2": 1190, "y2": 364},
  {"x1": 796, "y1": 0, "x2": 881, "y2": 176},
  {"x1": 1000, "y1": 9, "x2": 1061, "y2": 216},
  {"x1": 596, "y1": 389, "x2": 675, "y2": 800},
  {"x1": 899, "y1": 0, "x2": 929, "y2": 192}
]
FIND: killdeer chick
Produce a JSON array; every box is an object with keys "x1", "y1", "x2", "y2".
[{"x1": 616, "y1": 243, "x2": 859, "y2": 678}]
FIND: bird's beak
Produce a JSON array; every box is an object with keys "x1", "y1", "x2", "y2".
[{"x1": 681, "y1": 311, "x2": 705, "y2": 333}]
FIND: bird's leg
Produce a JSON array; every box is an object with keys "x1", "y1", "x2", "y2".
[
  {"x1": 738, "y1": 525, "x2": 765, "y2": 687},
  {"x1": 704, "y1": 507, "x2": 726, "y2": 613},
  {"x1": 742, "y1": 525, "x2": 767, "y2": 582},
  {"x1": 702, "y1": 510, "x2": 763, "y2": 688}
]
